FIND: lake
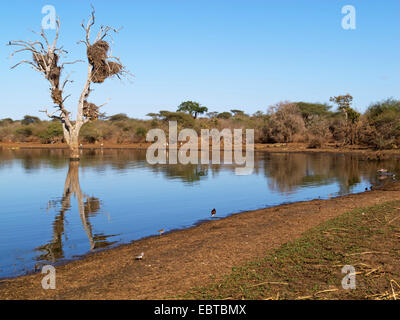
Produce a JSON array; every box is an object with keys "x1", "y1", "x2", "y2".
[{"x1": 0, "y1": 148, "x2": 398, "y2": 278}]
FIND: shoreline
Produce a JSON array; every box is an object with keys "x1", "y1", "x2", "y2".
[
  {"x1": 0, "y1": 182, "x2": 399, "y2": 299},
  {"x1": 2, "y1": 142, "x2": 400, "y2": 159}
]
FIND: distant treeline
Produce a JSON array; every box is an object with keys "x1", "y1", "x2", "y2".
[{"x1": 1, "y1": 96, "x2": 399, "y2": 149}]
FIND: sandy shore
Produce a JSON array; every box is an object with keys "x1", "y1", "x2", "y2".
[{"x1": 0, "y1": 182, "x2": 399, "y2": 300}]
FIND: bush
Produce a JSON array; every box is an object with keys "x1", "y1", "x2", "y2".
[
  {"x1": 307, "y1": 138, "x2": 322, "y2": 149},
  {"x1": 109, "y1": 113, "x2": 129, "y2": 121},
  {"x1": 265, "y1": 102, "x2": 306, "y2": 143},
  {"x1": 80, "y1": 122, "x2": 100, "y2": 143},
  {"x1": 135, "y1": 127, "x2": 147, "y2": 138},
  {"x1": 158, "y1": 111, "x2": 195, "y2": 127},
  {"x1": 15, "y1": 126, "x2": 33, "y2": 137},
  {"x1": 38, "y1": 123, "x2": 63, "y2": 143},
  {"x1": 217, "y1": 112, "x2": 232, "y2": 119},
  {"x1": 21, "y1": 115, "x2": 40, "y2": 125},
  {"x1": 0, "y1": 118, "x2": 14, "y2": 126}
]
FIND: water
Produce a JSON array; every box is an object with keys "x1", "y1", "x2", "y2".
[{"x1": 0, "y1": 148, "x2": 398, "y2": 278}]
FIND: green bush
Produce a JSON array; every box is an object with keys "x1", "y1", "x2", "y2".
[
  {"x1": 0, "y1": 118, "x2": 14, "y2": 126},
  {"x1": 21, "y1": 115, "x2": 40, "y2": 125},
  {"x1": 109, "y1": 113, "x2": 129, "y2": 121},
  {"x1": 80, "y1": 122, "x2": 100, "y2": 143},
  {"x1": 158, "y1": 111, "x2": 195, "y2": 127},
  {"x1": 15, "y1": 126, "x2": 33, "y2": 137},
  {"x1": 135, "y1": 127, "x2": 147, "y2": 138},
  {"x1": 38, "y1": 123, "x2": 63, "y2": 143},
  {"x1": 217, "y1": 112, "x2": 232, "y2": 119}
]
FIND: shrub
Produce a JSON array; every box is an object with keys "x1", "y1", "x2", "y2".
[
  {"x1": 217, "y1": 112, "x2": 232, "y2": 119},
  {"x1": 38, "y1": 123, "x2": 63, "y2": 143},
  {"x1": 158, "y1": 111, "x2": 195, "y2": 127},
  {"x1": 109, "y1": 113, "x2": 129, "y2": 121},
  {"x1": 15, "y1": 126, "x2": 33, "y2": 137},
  {"x1": 135, "y1": 127, "x2": 147, "y2": 138},
  {"x1": 307, "y1": 138, "x2": 322, "y2": 149},
  {"x1": 80, "y1": 122, "x2": 100, "y2": 143},
  {"x1": 21, "y1": 115, "x2": 40, "y2": 125},
  {"x1": 0, "y1": 118, "x2": 14, "y2": 126},
  {"x1": 265, "y1": 102, "x2": 306, "y2": 143}
]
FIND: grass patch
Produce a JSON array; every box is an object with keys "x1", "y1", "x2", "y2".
[{"x1": 181, "y1": 201, "x2": 400, "y2": 300}]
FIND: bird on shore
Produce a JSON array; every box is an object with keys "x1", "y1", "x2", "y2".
[
  {"x1": 135, "y1": 252, "x2": 144, "y2": 260},
  {"x1": 211, "y1": 208, "x2": 216, "y2": 217},
  {"x1": 158, "y1": 228, "x2": 165, "y2": 236},
  {"x1": 377, "y1": 168, "x2": 388, "y2": 174}
]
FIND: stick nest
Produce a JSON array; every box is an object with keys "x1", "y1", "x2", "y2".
[
  {"x1": 83, "y1": 100, "x2": 99, "y2": 120},
  {"x1": 87, "y1": 40, "x2": 123, "y2": 83},
  {"x1": 33, "y1": 52, "x2": 61, "y2": 88}
]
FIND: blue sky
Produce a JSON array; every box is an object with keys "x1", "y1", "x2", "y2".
[{"x1": 0, "y1": 0, "x2": 399, "y2": 120}]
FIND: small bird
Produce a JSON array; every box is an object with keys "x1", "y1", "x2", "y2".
[
  {"x1": 377, "y1": 168, "x2": 388, "y2": 174},
  {"x1": 34, "y1": 263, "x2": 42, "y2": 272},
  {"x1": 211, "y1": 208, "x2": 216, "y2": 217},
  {"x1": 135, "y1": 252, "x2": 144, "y2": 260},
  {"x1": 158, "y1": 228, "x2": 165, "y2": 236}
]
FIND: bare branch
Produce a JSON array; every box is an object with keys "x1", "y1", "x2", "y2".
[
  {"x1": 80, "y1": 5, "x2": 96, "y2": 46},
  {"x1": 60, "y1": 60, "x2": 84, "y2": 69},
  {"x1": 52, "y1": 18, "x2": 60, "y2": 50},
  {"x1": 40, "y1": 109, "x2": 60, "y2": 120},
  {"x1": 11, "y1": 60, "x2": 41, "y2": 71},
  {"x1": 98, "y1": 98, "x2": 111, "y2": 109},
  {"x1": 61, "y1": 73, "x2": 74, "y2": 90},
  {"x1": 62, "y1": 94, "x2": 71, "y2": 103}
]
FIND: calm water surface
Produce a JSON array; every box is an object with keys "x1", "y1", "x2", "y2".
[{"x1": 0, "y1": 148, "x2": 399, "y2": 278}]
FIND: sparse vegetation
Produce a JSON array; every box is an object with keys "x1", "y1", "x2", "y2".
[
  {"x1": 2, "y1": 97, "x2": 399, "y2": 149},
  {"x1": 183, "y1": 201, "x2": 400, "y2": 300}
]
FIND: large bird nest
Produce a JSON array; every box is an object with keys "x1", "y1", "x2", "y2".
[
  {"x1": 33, "y1": 52, "x2": 61, "y2": 88},
  {"x1": 87, "y1": 40, "x2": 123, "y2": 83},
  {"x1": 83, "y1": 100, "x2": 99, "y2": 120},
  {"x1": 51, "y1": 88, "x2": 63, "y2": 105},
  {"x1": 87, "y1": 40, "x2": 109, "y2": 67}
]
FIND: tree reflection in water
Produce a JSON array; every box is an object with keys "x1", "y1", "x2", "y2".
[{"x1": 35, "y1": 161, "x2": 117, "y2": 263}]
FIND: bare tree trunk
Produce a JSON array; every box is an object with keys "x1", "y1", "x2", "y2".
[
  {"x1": 69, "y1": 136, "x2": 80, "y2": 160},
  {"x1": 62, "y1": 121, "x2": 81, "y2": 161}
]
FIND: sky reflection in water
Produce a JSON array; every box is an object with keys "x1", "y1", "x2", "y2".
[{"x1": 0, "y1": 148, "x2": 399, "y2": 278}]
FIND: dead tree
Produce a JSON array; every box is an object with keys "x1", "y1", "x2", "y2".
[{"x1": 8, "y1": 8, "x2": 129, "y2": 160}]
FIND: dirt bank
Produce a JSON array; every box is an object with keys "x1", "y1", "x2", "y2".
[{"x1": 0, "y1": 182, "x2": 399, "y2": 300}]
